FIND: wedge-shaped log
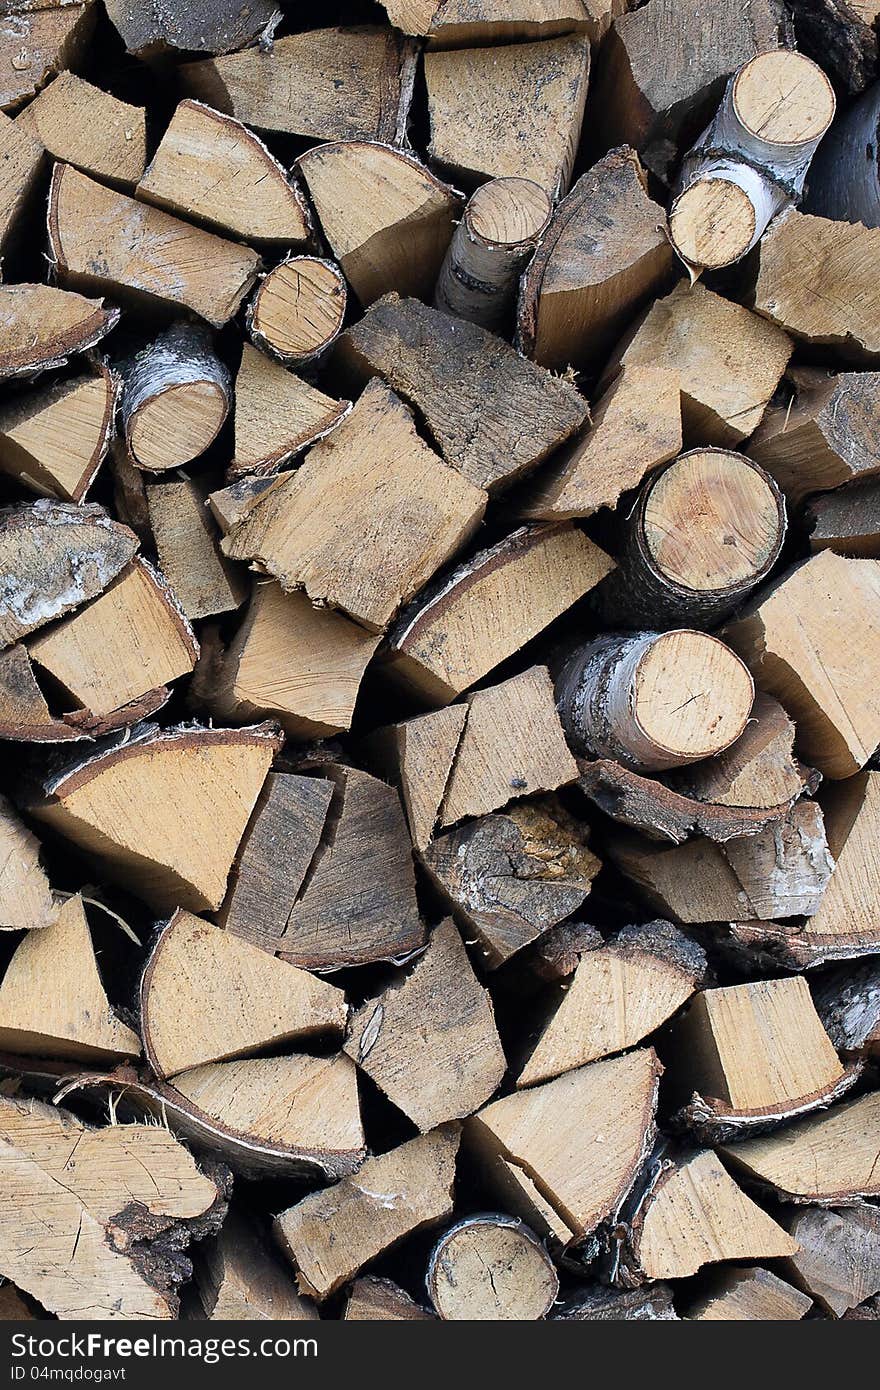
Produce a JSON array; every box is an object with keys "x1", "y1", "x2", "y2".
[
  {"x1": 0, "y1": 501, "x2": 137, "y2": 649},
  {"x1": 422, "y1": 796, "x2": 600, "y2": 968},
  {"x1": 0, "y1": 111, "x2": 42, "y2": 260},
  {"x1": 749, "y1": 368, "x2": 880, "y2": 505},
  {"x1": 218, "y1": 772, "x2": 334, "y2": 953},
  {"x1": 231, "y1": 344, "x2": 349, "y2": 477},
  {"x1": 670, "y1": 692, "x2": 813, "y2": 814},
  {"x1": 137, "y1": 100, "x2": 312, "y2": 246},
  {"x1": 0, "y1": 638, "x2": 165, "y2": 742},
  {"x1": 140, "y1": 909, "x2": 346, "y2": 1079},
  {"x1": 518, "y1": 921, "x2": 705, "y2": 1086},
  {"x1": 182, "y1": 27, "x2": 415, "y2": 145},
  {"x1": 608, "y1": 281, "x2": 792, "y2": 448},
  {"x1": 415, "y1": 0, "x2": 616, "y2": 45},
  {"x1": 725, "y1": 551, "x2": 880, "y2": 779},
  {"x1": 0, "y1": 1, "x2": 95, "y2": 112},
  {"x1": 0, "y1": 795, "x2": 55, "y2": 931},
  {"x1": 425, "y1": 35, "x2": 590, "y2": 197},
  {"x1": 619, "y1": 1148, "x2": 798, "y2": 1283},
  {"x1": 426, "y1": 1215, "x2": 559, "y2": 1321},
  {"x1": 49, "y1": 164, "x2": 261, "y2": 328},
  {"x1": 786, "y1": 1206, "x2": 880, "y2": 1317},
  {"x1": 0, "y1": 282, "x2": 118, "y2": 379},
  {"x1": 205, "y1": 582, "x2": 380, "y2": 739},
  {"x1": 247, "y1": 257, "x2": 347, "y2": 365},
  {"x1": 721, "y1": 1091, "x2": 880, "y2": 1202},
  {"x1": 296, "y1": 142, "x2": 462, "y2": 308},
  {"x1": 28, "y1": 721, "x2": 280, "y2": 913},
  {"x1": 104, "y1": 0, "x2": 278, "y2": 55},
  {"x1": 670, "y1": 977, "x2": 853, "y2": 1138},
  {"x1": 194, "y1": 1208, "x2": 317, "y2": 1322},
  {"x1": 813, "y1": 958, "x2": 880, "y2": 1059},
  {"x1": 0, "y1": 893, "x2": 138, "y2": 1063},
  {"x1": 385, "y1": 525, "x2": 613, "y2": 706},
  {"x1": 467, "y1": 1048, "x2": 661, "y2": 1247},
  {"x1": 753, "y1": 208, "x2": 880, "y2": 361},
  {"x1": 517, "y1": 148, "x2": 672, "y2": 371},
  {"x1": 146, "y1": 477, "x2": 246, "y2": 621},
  {"x1": 345, "y1": 920, "x2": 505, "y2": 1131},
  {"x1": 16, "y1": 71, "x2": 146, "y2": 188},
  {"x1": 338, "y1": 295, "x2": 588, "y2": 494},
  {"x1": 609, "y1": 800, "x2": 833, "y2": 923},
  {"x1": 685, "y1": 1266, "x2": 812, "y2": 1321},
  {"x1": 360, "y1": 705, "x2": 468, "y2": 852},
  {"x1": 345, "y1": 1278, "x2": 433, "y2": 1321},
  {"x1": 279, "y1": 764, "x2": 425, "y2": 971},
  {"x1": 0, "y1": 1094, "x2": 221, "y2": 1320},
  {"x1": 276, "y1": 1126, "x2": 460, "y2": 1301},
  {"x1": 0, "y1": 361, "x2": 116, "y2": 502},
  {"x1": 222, "y1": 379, "x2": 487, "y2": 632},
  {"x1": 28, "y1": 559, "x2": 198, "y2": 720},
  {"x1": 516, "y1": 366, "x2": 682, "y2": 523}
]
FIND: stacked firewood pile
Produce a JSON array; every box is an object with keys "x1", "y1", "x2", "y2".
[{"x1": 1, "y1": 0, "x2": 880, "y2": 1324}]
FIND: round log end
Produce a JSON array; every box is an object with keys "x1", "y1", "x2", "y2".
[
  {"x1": 733, "y1": 51, "x2": 836, "y2": 148},
  {"x1": 128, "y1": 379, "x2": 229, "y2": 471},
  {"x1": 633, "y1": 630, "x2": 755, "y2": 763},
  {"x1": 251, "y1": 256, "x2": 347, "y2": 363},
  {"x1": 669, "y1": 177, "x2": 757, "y2": 269},
  {"x1": 427, "y1": 1215, "x2": 559, "y2": 1321},
  {"x1": 467, "y1": 177, "x2": 553, "y2": 249}
]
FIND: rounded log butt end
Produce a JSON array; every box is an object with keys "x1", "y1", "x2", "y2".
[{"x1": 669, "y1": 177, "x2": 756, "y2": 270}]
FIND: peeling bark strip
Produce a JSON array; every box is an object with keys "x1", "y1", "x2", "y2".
[
  {"x1": 670, "y1": 51, "x2": 835, "y2": 271},
  {"x1": 555, "y1": 629, "x2": 754, "y2": 772},
  {"x1": 118, "y1": 323, "x2": 231, "y2": 473}
]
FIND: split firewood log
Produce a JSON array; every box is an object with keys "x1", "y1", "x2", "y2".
[
  {"x1": 434, "y1": 177, "x2": 551, "y2": 333},
  {"x1": 220, "y1": 379, "x2": 487, "y2": 633},
  {"x1": 514, "y1": 366, "x2": 682, "y2": 523},
  {"x1": 0, "y1": 112, "x2": 43, "y2": 260},
  {"x1": 724, "y1": 550, "x2": 880, "y2": 778},
  {"x1": 589, "y1": 0, "x2": 790, "y2": 181},
  {"x1": 668, "y1": 976, "x2": 858, "y2": 1140},
  {"x1": 246, "y1": 258, "x2": 347, "y2": 366},
  {"x1": 807, "y1": 476, "x2": 880, "y2": 557},
  {"x1": 424, "y1": 35, "x2": 590, "y2": 197},
  {"x1": 0, "y1": 1, "x2": 96, "y2": 113},
  {"x1": 467, "y1": 1048, "x2": 661, "y2": 1250},
  {"x1": 516, "y1": 148, "x2": 673, "y2": 372},
  {"x1": 344, "y1": 1277, "x2": 433, "y2": 1321},
  {"x1": 0, "y1": 282, "x2": 119, "y2": 380},
  {"x1": 337, "y1": 294, "x2": 588, "y2": 493},
  {"x1": 383, "y1": 525, "x2": 614, "y2": 706},
  {"x1": 555, "y1": 630, "x2": 754, "y2": 771},
  {"x1": 752, "y1": 208, "x2": 880, "y2": 361},
  {"x1": 182, "y1": 28, "x2": 417, "y2": 146},
  {"x1": 616, "y1": 1147, "x2": 799, "y2": 1284},
  {"x1": 555, "y1": 1284, "x2": 678, "y2": 1320},
  {"x1": 145, "y1": 477, "x2": 246, "y2": 621},
  {"x1": 295, "y1": 142, "x2": 462, "y2": 308},
  {"x1": 275, "y1": 1125, "x2": 460, "y2": 1301},
  {"x1": 806, "y1": 77, "x2": 880, "y2": 223},
  {"x1": 606, "y1": 280, "x2": 792, "y2": 448},
  {"x1": 137, "y1": 100, "x2": 313, "y2": 247},
  {"x1": 0, "y1": 1092, "x2": 225, "y2": 1320},
  {"x1": 392, "y1": 0, "x2": 618, "y2": 46},
  {"x1": 421, "y1": 796, "x2": 600, "y2": 968},
  {"x1": 684, "y1": 1266, "x2": 812, "y2": 1321},
  {"x1": 812, "y1": 958, "x2": 880, "y2": 1058},
  {"x1": 230, "y1": 344, "x2": 350, "y2": 478},
  {"x1": 117, "y1": 323, "x2": 231, "y2": 473},
  {"x1": 426, "y1": 1215, "x2": 559, "y2": 1321},
  {"x1": 0, "y1": 642, "x2": 96, "y2": 741},
  {"x1": 362, "y1": 665, "x2": 578, "y2": 849},
  {"x1": 669, "y1": 51, "x2": 835, "y2": 272},
  {"x1": 27, "y1": 721, "x2": 281, "y2": 913},
  {"x1": 600, "y1": 451, "x2": 786, "y2": 628},
  {"x1": 16, "y1": 71, "x2": 147, "y2": 189},
  {"x1": 517, "y1": 921, "x2": 706, "y2": 1086},
  {"x1": 785, "y1": 1205, "x2": 880, "y2": 1316},
  {"x1": 48, "y1": 164, "x2": 261, "y2": 327},
  {"x1": 344, "y1": 920, "x2": 505, "y2": 1131},
  {"x1": 607, "y1": 800, "x2": 834, "y2": 923},
  {"x1": 0, "y1": 893, "x2": 139, "y2": 1063},
  {"x1": 788, "y1": 0, "x2": 879, "y2": 96},
  {"x1": 139, "y1": 909, "x2": 347, "y2": 1080},
  {"x1": 720, "y1": 1090, "x2": 880, "y2": 1202},
  {"x1": 0, "y1": 500, "x2": 137, "y2": 648},
  {"x1": 0, "y1": 360, "x2": 116, "y2": 502},
  {"x1": 0, "y1": 794, "x2": 56, "y2": 931},
  {"x1": 103, "y1": 0, "x2": 278, "y2": 56},
  {"x1": 749, "y1": 368, "x2": 880, "y2": 505},
  {"x1": 193, "y1": 1208, "x2": 317, "y2": 1321},
  {"x1": 202, "y1": 582, "x2": 380, "y2": 739}
]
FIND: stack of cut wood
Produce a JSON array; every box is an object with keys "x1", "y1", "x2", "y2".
[{"x1": 1, "y1": 0, "x2": 879, "y2": 1325}]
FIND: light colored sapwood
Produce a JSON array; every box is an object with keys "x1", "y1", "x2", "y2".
[
  {"x1": 0, "y1": 282, "x2": 118, "y2": 379},
  {"x1": 16, "y1": 71, "x2": 146, "y2": 187},
  {"x1": 146, "y1": 477, "x2": 246, "y2": 621},
  {"x1": 119, "y1": 323, "x2": 231, "y2": 472},
  {"x1": 0, "y1": 111, "x2": 42, "y2": 257},
  {"x1": 0, "y1": 794, "x2": 55, "y2": 931},
  {"x1": 0, "y1": 362, "x2": 116, "y2": 502},
  {"x1": 344, "y1": 1277, "x2": 432, "y2": 1321},
  {"x1": 247, "y1": 258, "x2": 346, "y2": 365},
  {"x1": 721, "y1": 1090, "x2": 880, "y2": 1201},
  {"x1": 195, "y1": 1208, "x2": 317, "y2": 1321},
  {"x1": 231, "y1": 344, "x2": 350, "y2": 478},
  {"x1": 686, "y1": 1266, "x2": 811, "y2": 1321},
  {"x1": 0, "y1": 1, "x2": 95, "y2": 112},
  {"x1": 427, "y1": 1215, "x2": 559, "y2": 1320}
]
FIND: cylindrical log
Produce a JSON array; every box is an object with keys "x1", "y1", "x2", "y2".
[
  {"x1": 426, "y1": 1215, "x2": 559, "y2": 1321},
  {"x1": 606, "y1": 449, "x2": 786, "y2": 629},
  {"x1": 805, "y1": 79, "x2": 880, "y2": 226},
  {"x1": 670, "y1": 50, "x2": 835, "y2": 270},
  {"x1": 555, "y1": 629, "x2": 755, "y2": 773},
  {"x1": 434, "y1": 177, "x2": 552, "y2": 331},
  {"x1": 247, "y1": 255, "x2": 347, "y2": 365},
  {"x1": 119, "y1": 322, "x2": 231, "y2": 473}
]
